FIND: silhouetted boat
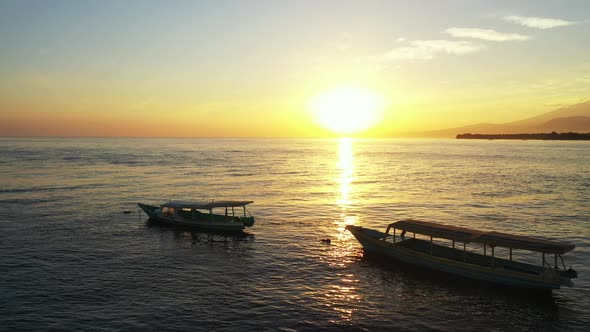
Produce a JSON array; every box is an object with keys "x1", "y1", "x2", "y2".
[
  {"x1": 346, "y1": 220, "x2": 578, "y2": 289},
  {"x1": 138, "y1": 200, "x2": 255, "y2": 232}
]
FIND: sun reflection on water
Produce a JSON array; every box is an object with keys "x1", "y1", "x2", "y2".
[
  {"x1": 337, "y1": 137, "x2": 354, "y2": 207},
  {"x1": 325, "y1": 281, "x2": 362, "y2": 322},
  {"x1": 319, "y1": 138, "x2": 364, "y2": 321},
  {"x1": 334, "y1": 138, "x2": 358, "y2": 240}
]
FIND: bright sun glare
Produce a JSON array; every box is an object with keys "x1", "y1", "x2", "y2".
[{"x1": 309, "y1": 86, "x2": 386, "y2": 135}]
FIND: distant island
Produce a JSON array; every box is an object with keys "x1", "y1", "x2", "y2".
[
  {"x1": 456, "y1": 132, "x2": 590, "y2": 140},
  {"x1": 401, "y1": 100, "x2": 590, "y2": 138}
]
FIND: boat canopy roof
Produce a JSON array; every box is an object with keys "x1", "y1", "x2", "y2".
[
  {"x1": 390, "y1": 219, "x2": 575, "y2": 254},
  {"x1": 161, "y1": 200, "x2": 254, "y2": 209}
]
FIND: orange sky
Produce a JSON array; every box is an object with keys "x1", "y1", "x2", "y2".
[{"x1": 1, "y1": 1, "x2": 588, "y2": 137}]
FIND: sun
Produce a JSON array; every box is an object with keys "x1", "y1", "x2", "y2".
[{"x1": 308, "y1": 86, "x2": 386, "y2": 135}]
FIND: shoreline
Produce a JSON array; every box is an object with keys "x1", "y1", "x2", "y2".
[{"x1": 456, "y1": 132, "x2": 590, "y2": 140}]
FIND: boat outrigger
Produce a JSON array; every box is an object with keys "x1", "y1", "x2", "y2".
[
  {"x1": 346, "y1": 220, "x2": 578, "y2": 289},
  {"x1": 138, "y1": 200, "x2": 255, "y2": 232}
]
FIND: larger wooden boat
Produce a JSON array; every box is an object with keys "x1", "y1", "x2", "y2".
[
  {"x1": 346, "y1": 220, "x2": 578, "y2": 289},
  {"x1": 138, "y1": 200, "x2": 255, "y2": 232}
]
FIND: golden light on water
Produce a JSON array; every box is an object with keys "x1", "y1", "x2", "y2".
[
  {"x1": 325, "y1": 282, "x2": 361, "y2": 321},
  {"x1": 336, "y1": 138, "x2": 358, "y2": 235},
  {"x1": 309, "y1": 86, "x2": 386, "y2": 135},
  {"x1": 317, "y1": 138, "x2": 364, "y2": 320},
  {"x1": 337, "y1": 137, "x2": 354, "y2": 207},
  {"x1": 334, "y1": 138, "x2": 359, "y2": 243}
]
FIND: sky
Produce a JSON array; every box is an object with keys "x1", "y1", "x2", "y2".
[{"x1": 0, "y1": 0, "x2": 589, "y2": 137}]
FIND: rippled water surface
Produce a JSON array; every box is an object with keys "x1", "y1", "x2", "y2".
[{"x1": 1, "y1": 138, "x2": 589, "y2": 331}]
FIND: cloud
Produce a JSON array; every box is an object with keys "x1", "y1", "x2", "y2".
[
  {"x1": 445, "y1": 28, "x2": 530, "y2": 41},
  {"x1": 504, "y1": 15, "x2": 575, "y2": 29},
  {"x1": 384, "y1": 40, "x2": 486, "y2": 60}
]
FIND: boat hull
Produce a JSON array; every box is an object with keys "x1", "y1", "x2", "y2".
[
  {"x1": 138, "y1": 203, "x2": 248, "y2": 233},
  {"x1": 346, "y1": 225, "x2": 562, "y2": 290}
]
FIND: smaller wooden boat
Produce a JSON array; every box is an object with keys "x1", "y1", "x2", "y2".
[
  {"x1": 138, "y1": 200, "x2": 255, "y2": 232},
  {"x1": 346, "y1": 220, "x2": 578, "y2": 290}
]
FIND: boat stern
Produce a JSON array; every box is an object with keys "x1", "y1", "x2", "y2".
[
  {"x1": 241, "y1": 216, "x2": 255, "y2": 227},
  {"x1": 559, "y1": 267, "x2": 578, "y2": 287}
]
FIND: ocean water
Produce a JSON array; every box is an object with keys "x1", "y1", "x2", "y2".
[{"x1": 1, "y1": 137, "x2": 589, "y2": 331}]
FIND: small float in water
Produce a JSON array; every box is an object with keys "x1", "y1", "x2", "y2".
[{"x1": 346, "y1": 219, "x2": 577, "y2": 290}]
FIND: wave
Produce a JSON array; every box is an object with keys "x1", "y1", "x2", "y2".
[{"x1": 0, "y1": 184, "x2": 104, "y2": 194}]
